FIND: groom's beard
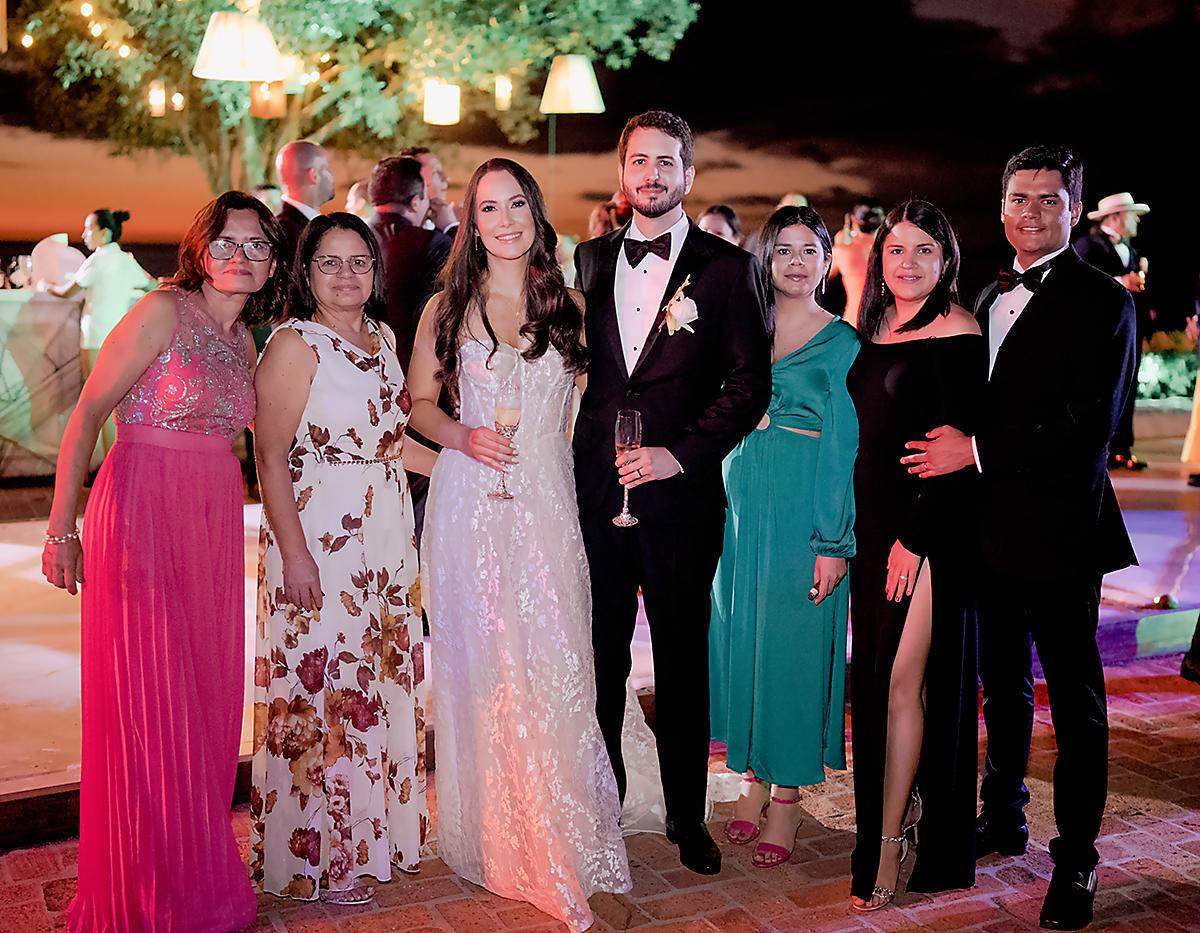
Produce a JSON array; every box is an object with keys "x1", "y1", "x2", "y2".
[{"x1": 624, "y1": 180, "x2": 686, "y2": 219}]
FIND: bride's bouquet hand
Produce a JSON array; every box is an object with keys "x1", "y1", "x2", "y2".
[{"x1": 465, "y1": 425, "x2": 517, "y2": 472}]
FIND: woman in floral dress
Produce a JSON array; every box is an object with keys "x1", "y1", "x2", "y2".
[{"x1": 251, "y1": 213, "x2": 435, "y2": 905}]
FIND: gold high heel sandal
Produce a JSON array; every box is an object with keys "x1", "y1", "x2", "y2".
[{"x1": 851, "y1": 834, "x2": 910, "y2": 912}]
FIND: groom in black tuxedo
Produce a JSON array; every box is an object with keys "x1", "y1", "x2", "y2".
[
  {"x1": 904, "y1": 145, "x2": 1137, "y2": 930},
  {"x1": 573, "y1": 111, "x2": 770, "y2": 874}
]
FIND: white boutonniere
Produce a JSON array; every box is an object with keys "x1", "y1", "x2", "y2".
[{"x1": 661, "y1": 275, "x2": 699, "y2": 335}]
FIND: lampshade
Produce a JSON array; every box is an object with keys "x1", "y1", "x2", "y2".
[
  {"x1": 192, "y1": 11, "x2": 284, "y2": 82},
  {"x1": 250, "y1": 80, "x2": 286, "y2": 118},
  {"x1": 423, "y1": 79, "x2": 461, "y2": 125},
  {"x1": 539, "y1": 55, "x2": 604, "y2": 114}
]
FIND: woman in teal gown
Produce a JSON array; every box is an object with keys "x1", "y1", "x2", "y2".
[{"x1": 709, "y1": 205, "x2": 858, "y2": 868}]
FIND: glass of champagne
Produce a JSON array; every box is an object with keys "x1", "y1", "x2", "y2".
[
  {"x1": 487, "y1": 382, "x2": 521, "y2": 501},
  {"x1": 612, "y1": 409, "x2": 642, "y2": 527}
]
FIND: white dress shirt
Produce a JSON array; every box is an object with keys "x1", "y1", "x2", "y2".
[
  {"x1": 614, "y1": 212, "x2": 691, "y2": 376},
  {"x1": 972, "y1": 243, "x2": 1071, "y2": 470},
  {"x1": 1100, "y1": 224, "x2": 1131, "y2": 267}
]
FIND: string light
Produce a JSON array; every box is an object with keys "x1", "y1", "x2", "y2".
[
  {"x1": 21, "y1": 33, "x2": 34, "y2": 48},
  {"x1": 118, "y1": 44, "x2": 131, "y2": 58},
  {"x1": 319, "y1": 52, "x2": 330, "y2": 63},
  {"x1": 148, "y1": 79, "x2": 166, "y2": 117},
  {"x1": 171, "y1": 92, "x2": 186, "y2": 111},
  {"x1": 89, "y1": 22, "x2": 103, "y2": 37},
  {"x1": 494, "y1": 74, "x2": 513, "y2": 111},
  {"x1": 80, "y1": 2, "x2": 93, "y2": 15}
]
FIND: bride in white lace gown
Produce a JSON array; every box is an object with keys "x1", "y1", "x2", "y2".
[{"x1": 408, "y1": 159, "x2": 630, "y2": 932}]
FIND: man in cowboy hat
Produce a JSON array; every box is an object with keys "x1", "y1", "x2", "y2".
[{"x1": 1075, "y1": 191, "x2": 1152, "y2": 471}]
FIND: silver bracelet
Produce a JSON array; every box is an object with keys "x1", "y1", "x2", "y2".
[{"x1": 44, "y1": 528, "x2": 80, "y2": 545}]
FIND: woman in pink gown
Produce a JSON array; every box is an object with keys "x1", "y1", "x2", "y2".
[{"x1": 42, "y1": 191, "x2": 289, "y2": 932}]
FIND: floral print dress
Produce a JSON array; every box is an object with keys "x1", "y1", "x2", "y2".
[{"x1": 250, "y1": 318, "x2": 427, "y2": 899}]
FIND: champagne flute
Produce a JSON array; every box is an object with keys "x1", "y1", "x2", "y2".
[
  {"x1": 487, "y1": 383, "x2": 521, "y2": 501},
  {"x1": 612, "y1": 409, "x2": 642, "y2": 528}
]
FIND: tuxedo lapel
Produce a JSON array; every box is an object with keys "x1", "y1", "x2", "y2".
[
  {"x1": 975, "y1": 281, "x2": 999, "y2": 348},
  {"x1": 629, "y1": 224, "x2": 705, "y2": 379},
  {"x1": 591, "y1": 226, "x2": 629, "y2": 380}
]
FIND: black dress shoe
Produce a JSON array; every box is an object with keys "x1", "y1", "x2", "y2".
[
  {"x1": 975, "y1": 813, "x2": 1028, "y2": 858},
  {"x1": 1182, "y1": 654, "x2": 1200, "y2": 685},
  {"x1": 1039, "y1": 867, "x2": 1097, "y2": 930},
  {"x1": 664, "y1": 820, "x2": 721, "y2": 875},
  {"x1": 1188, "y1": 473, "x2": 1200, "y2": 488}
]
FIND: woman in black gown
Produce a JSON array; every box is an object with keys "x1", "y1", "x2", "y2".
[{"x1": 846, "y1": 200, "x2": 984, "y2": 911}]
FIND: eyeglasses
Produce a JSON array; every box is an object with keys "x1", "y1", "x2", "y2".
[
  {"x1": 312, "y1": 255, "x2": 375, "y2": 275},
  {"x1": 208, "y1": 238, "x2": 273, "y2": 262}
]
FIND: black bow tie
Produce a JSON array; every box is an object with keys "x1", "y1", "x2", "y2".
[
  {"x1": 996, "y1": 265, "x2": 1050, "y2": 294},
  {"x1": 623, "y1": 232, "x2": 671, "y2": 268}
]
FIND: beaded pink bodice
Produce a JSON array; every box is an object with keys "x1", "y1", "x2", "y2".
[{"x1": 115, "y1": 288, "x2": 255, "y2": 439}]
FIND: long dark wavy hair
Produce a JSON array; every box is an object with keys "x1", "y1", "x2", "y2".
[
  {"x1": 166, "y1": 190, "x2": 289, "y2": 328},
  {"x1": 433, "y1": 158, "x2": 587, "y2": 404},
  {"x1": 857, "y1": 199, "x2": 961, "y2": 341},
  {"x1": 286, "y1": 212, "x2": 387, "y2": 322},
  {"x1": 754, "y1": 205, "x2": 833, "y2": 338}
]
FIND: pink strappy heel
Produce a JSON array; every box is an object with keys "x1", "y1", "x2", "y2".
[
  {"x1": 724, "y1": 774, "x2": 769, "y2": 845},
  {"x1": 752, "y1": 794, "x2": 803, "y2": 868}
]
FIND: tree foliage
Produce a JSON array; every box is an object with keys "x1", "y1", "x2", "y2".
[{"x1": 14, "y1": 0, "x2": 698, "y2": 192}]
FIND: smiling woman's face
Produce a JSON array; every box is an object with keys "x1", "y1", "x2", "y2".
[
  {"x1": 881, "y1": 221, "x2": 943, "y2": 304},
  {"x1": 203, "y1": 209, "x2": 276, "y2": 296}
]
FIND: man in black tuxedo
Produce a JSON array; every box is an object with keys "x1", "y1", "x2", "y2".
[
  {"x1": 573, "y1": 111, "x2": 770, "y2": 875},
  {"x1": 273, "y1": 140, "x2": 335, "y2": 269},
  {"x1": 903, "y1": 145, "x2": 1137, "y2": 930},
  {"x1": 1074, "y1": 192, "x2": 1152, "y2": 471},
  {"x1": 368, "y1": 155, "x2": 452, "y2": 546}
]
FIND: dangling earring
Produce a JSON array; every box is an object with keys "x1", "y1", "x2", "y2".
[{"x1": 880, "y1": 281, "x2": 887, "y2": 296}]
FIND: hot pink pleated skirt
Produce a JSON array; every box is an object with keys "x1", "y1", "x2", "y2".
[{"x1": 69, "y1": 424, "x2": 256, "y2": 933}]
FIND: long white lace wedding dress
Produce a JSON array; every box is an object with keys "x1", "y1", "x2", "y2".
[{"x1": 423, "y1": 341, "x2": 631, "y2": 932}]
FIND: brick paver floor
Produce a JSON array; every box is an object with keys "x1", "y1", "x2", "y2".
[{"x1": 2, "y1": 654, "x2": 1198, "y2": 932}]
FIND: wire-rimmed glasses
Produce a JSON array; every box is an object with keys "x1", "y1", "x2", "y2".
[{"x1": 207, "y1": 238, "x2": 273, "y2": 262}]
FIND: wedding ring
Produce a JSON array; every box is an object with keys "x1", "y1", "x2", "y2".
[{"x1": 899, "y1": 575, "x2": 909, "y2": 581}]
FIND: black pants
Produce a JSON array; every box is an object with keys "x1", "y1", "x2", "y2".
[
  {"x1": 580, "y1": 508, "x2": 723, "y2": 826},
  {"x1": 977, "y1": 571, "x2": 1107, "y2": 873},
  {"x1": 1110, "y1": 344, "x2": 1140, "y2": 457}
]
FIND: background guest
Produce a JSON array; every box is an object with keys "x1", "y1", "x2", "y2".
[
  {"x1": 40, "y1": 190, "x2": 286, "y2": 932},
  {"x1": 710, "y1": 205, "x2": 857, "y2": 869},
  {"x1": 400, "y1": 145, "x2": 459, "y2": 236},
  {"x1": 698, "y1": 203, "x2": 744, "y2": 246},
  {"x1": 828, "y1": 197, "x2": 886, "y2": 328},
  {"x1": 274, "y1": 140, "x2": 335, "y2": 266},
  {"x1": 1075, "y1": 191, "x2": 1152, "y2": 471},
  {"x1": 49, "y1": 208, "x2": 155, "y2": 457},
  {"x1": 251, "y1": 212, "x2": 433, "y2": 906},
  {"x1": 345, "y1": 179, "x2": 374, "y2": 221},
  {"x1": 847, "y1": 200, "x2": 984, "y2": 911},
  {"x1": 368, "y1": 156, "x2": 452, "y2": 547}
]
